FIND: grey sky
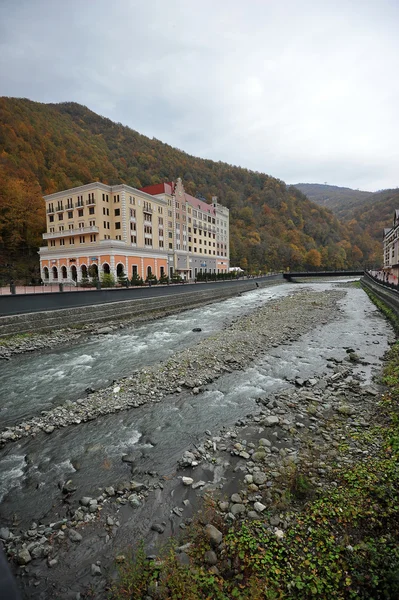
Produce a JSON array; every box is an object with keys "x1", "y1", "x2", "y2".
[{"x1": 1, "y1": 0, "x2": 398, "y2": 192}]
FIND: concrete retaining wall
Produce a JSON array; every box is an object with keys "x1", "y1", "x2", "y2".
[
  {"x1": 362, "y1": 274, "x2": 399, "y2": 316},
  {"x1": 0, "y1": 275, "x2": 284, "y2": 336}
]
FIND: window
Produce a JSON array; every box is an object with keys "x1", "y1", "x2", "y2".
[
  {"x1": 158, "y1": 206, "x2": 163, "y2": 214},
  {"x1": 60, "y1": 239, "x2": 65, "y2": 246},
  {"x1": 103, "y1": 221, "x2": 107, "y2": 229},
  {"x1": 188, "y1": 246, "x2": 192, "y2": 252},
  {"x1": 116, "y1": 235, "x2": 122, "y2": 240},
  {"x1": 159, "y1": 240, "x2": 164, "y2": 248},
  {"x1": 194, "y1": 247, "x2": 197, "y2": 252},
  {"x1": 49, "y1": 215, "x2": 54, "y2": 222},
  {"x1": 68, "y1": 211, "x2": 73, "y2": 219},
  {"x1": 115, "y1": 208, "x2": 120, "y2": 216},
  {"x1": 58, "y1": 213, "x2": 63, "y2": 220},
  {"x1": 103, "y1": 193, "x2": 109, "y2": 202},
  {"x1": 145, "y1": 238, "x2": 152, "y2": 246},
  {"x1": 130, "y1": 209, "x2": 136, "y2": 218},
  {"x1": 49, "y1": 227, "x2": 54, "y2": 233},
  {"x1": 168, "y1": 232, "x2": 173, "y2": 238},
  {"x1": 89, "y1": 220, "x2": 95, "y2": 226},
  {"x1": 114, "y1": 195, "x2": 120, "y2": 203},
  {"x1": 169, "y1": 242, "x2": 173, "y2": 249},
  {"x1": 115, "y1": 222, "x2": 121, "y2": 230},
  {"x1": 168, "y1": 210, "x2": 172, "y2": 217},
  {"x1": 69, "y1": 237, "x2": 74, "y2": 244},
  {"x1": 78, "y1": 209, "x2": 83, "y2": 217},
  {"x1": 158, "y1": 229, "x2": 163, "y2": 237},
  {"x1": 131, "y1": 235, "x2": 137, "y2": 244},
  {"x1": 50, "y1": 240, "x2": 56, "y2": 247},
  {"x1": 158, "y1": 217, "x2": 163, "y2": 225},
  {"x1": 59, "y1": 225, "x2": 64, "y2": 231},
  {"x1": 176, "y1": 213, "x2": 180, "y2": 220},
  {"x1": 79, "y1": 222, "x2": 84, "y2": 229},
  {"x1": 79, "y1": 236, "x2": 85, "y2": 243},
  {"x1": 129, "y1": 196, "x2": 135, "y2": 205},
  {"x1": 90, "y1": 234, "x2": 97, "y2": 242},
  {"x1": 168, "y1": 221, "x2": 173, "y2": 228},
  {"x1": 89, "y1": 207, "x2": 95, "y2": 215},
  {"x1": 130, "y1": 222, "x2": 136, "y2": 231},
  {"x1": 144, "y1": 226, "x2": 152, "y2": 234}
]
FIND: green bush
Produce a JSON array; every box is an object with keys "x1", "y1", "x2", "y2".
[{"x1": 101, "y1": 273, "x2": 115, "y2": 288}]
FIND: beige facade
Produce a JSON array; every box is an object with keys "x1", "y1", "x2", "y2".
[
  {"x1": 39, "y1": 179, "x2": 230, "y2": 283},
  {"x1": 142, "y1": 178, "x2": 230, "y2": 279},
  {"x1": 383, "y1": 210, "x2": 399, "y2": 281}
]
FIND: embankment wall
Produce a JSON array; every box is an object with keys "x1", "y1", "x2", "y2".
[
  {"x1": 0, "y1": 275, "x2": 284, "y2": 336},
  {"x1": 362, "y1": 274, "x2": 399, "y2": 317}
]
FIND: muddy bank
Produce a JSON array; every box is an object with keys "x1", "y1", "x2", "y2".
[{"x1": 0, "y1": 289, "x2": 344, "y2": 447}]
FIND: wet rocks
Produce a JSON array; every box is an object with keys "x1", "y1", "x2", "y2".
[{"x1": 204, "y1": 524, "x2": 223, "y2": 546}]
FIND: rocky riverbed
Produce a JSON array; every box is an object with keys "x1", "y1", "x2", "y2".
[
  {"x1": 0, "y1": 284, "x2": 392, "y2": 599},
  {"x1": 1, "y1": 339, "x2": 387, "y2": 599},
  {"x1": 0, "y1": 289, "x2": 344, "y2": 446}
]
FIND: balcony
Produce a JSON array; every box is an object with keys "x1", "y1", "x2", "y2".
[
  {"x1": 75, "y1": 201, "x2": 84, "y2": 208},
  {"x1": 47, "y1": 207, "x2": 54, "y2": 214},
  {"x1": 86, "y1": 199, "x2": 96, "y2": 206},
  {"x1": 143, "y1": 206, "x2": 154, "y2": 213},
  {"x1": 42, "y1": 226, "x2": 99, "y2": 239},
  {"x1": 55, "y1": 206, "x2": 64, "y2": 212}
]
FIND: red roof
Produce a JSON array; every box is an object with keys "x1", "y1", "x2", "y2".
[
  {"x1": 140, "y1": 182, "x2": 174, "y2": 196},
  {"x1": 141, "y1": 181, "x2": 215, "y2": 215},
  {"x1": 185, "y1": 193, "x2": 215, "y2": 215}
]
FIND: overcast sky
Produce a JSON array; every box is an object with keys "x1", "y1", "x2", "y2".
[{"x1": 1, "y1": 0, "x2": 398, "y2": 192}]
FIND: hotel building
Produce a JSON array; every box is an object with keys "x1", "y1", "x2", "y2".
[{"x1": 39, "y1": 178, "x2": 229, "y2": 283}]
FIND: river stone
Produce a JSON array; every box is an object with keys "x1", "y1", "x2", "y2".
[
  {"x1": 204, "y1": 550, "x2": 218, "y2": 565},
  {"x1": 122, "y1": 454, "x2": 136, "y2": 464},
  {"x1": 254, "y1": 502, "x2": 266, "y2": 513},
  {"x1": 80, "y1": 497, "x2": 92, "y2": 507},
  {"x1": 264, "y1": 416, "x2": 279, "y2": 426},
  {"x1": 204, "y1": 524, "x2": 223, "y2": 545},
  {"x1": 68, "y1": 529, "x2": 83, "y2": 542},
  {"x1": 259, "y1": 438, "x2": 271, "y2": 447},
  {"x1": 218, "y1": 501, "x2": 229, "y2": 512},
  {"x1": 253, "y1": 471, "x2": 267, "y2": 485},
  {"x1": 91, "y1": 563, "x2": 102, "y2": 576},
  {"x1": 17, "y1": 548, "x2": 32, "y2": 565},
  {"x1": 244, "y1": 474, "x2": 253, "y2": 484},
  {"x1": 182, "y1": 477, "x2": 194, "y2": 486},
  {"x1": 252, "y1": 451, "x2": 266, "y2": 462},
  {"x1": 151, "y1": 523, "x2": 165, "y2": 534},
  {"x1": 0, "y1": 527, "x2": 11, "y2": 540},
  {"x1": 105, "y1": 486, "x2": 115, "y2": 496},
  {"x1": 128, "y1": 494, "x2": 141, "y2": 508},
  {"x1": 231, "y1": 493, "x2": 242, "y2": 503},
  {"x1": 231, "y1": 503, "x2": 246, "y2": 516},
  {"x1": 97, "y1": 327, "x2": 113, "y2": 334}
]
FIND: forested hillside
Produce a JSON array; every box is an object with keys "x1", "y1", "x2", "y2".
[
  {"x1": 294, "y1": 183, "x2": 374, "y2": 220},
  {"x1": 0, "y1": 97, "x2": 381, "y2": 280}
]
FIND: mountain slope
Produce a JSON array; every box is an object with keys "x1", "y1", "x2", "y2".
[
  {"x1": 0, "y1": 97, "x2": 379, "y2": 279},
  {"x1": 294, "y1": 183, "x2": 374, "y2": 220}
]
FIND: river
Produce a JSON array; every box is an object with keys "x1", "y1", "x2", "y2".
[{"x1": 0, "y1": 280, "x2": 393, "y2": 530}]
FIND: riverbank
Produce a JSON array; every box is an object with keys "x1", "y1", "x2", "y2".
[
  {"x1": 0, "y1": 283, "x2": 393, "y2": 599},
  {"x1": 0, "y1": 288, "x2": 344, "y2": 446}
]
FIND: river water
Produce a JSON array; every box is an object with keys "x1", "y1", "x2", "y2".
[{"x1": 0, "y1": 281, "x2": 393, "y2": 528}]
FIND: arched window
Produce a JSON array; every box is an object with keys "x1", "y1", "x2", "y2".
[
  {"x1": 52, "y1": 266, "x2": 58, "y2": 280},
  {"x1": 61, "y1": 266, "x2": 67, "y2": 279},
  {"x1": 81, "y1": 265, "x2": 88, "y2": 278},
  {"x1": 43, "y1": 267, "x2": 49, "y2": 280},
  {"x1": 147, "y1": 266, "x2": 152, "y2": 278},
  {"x1": 71, "y1": 265, "x2": 77, "y2": 282},
  {"x1": 116, "y1": 263, "x2": 125, "y2": 277},
  {"x1": 102, "y1": 263, "x2": 110, "y2": 274}
]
